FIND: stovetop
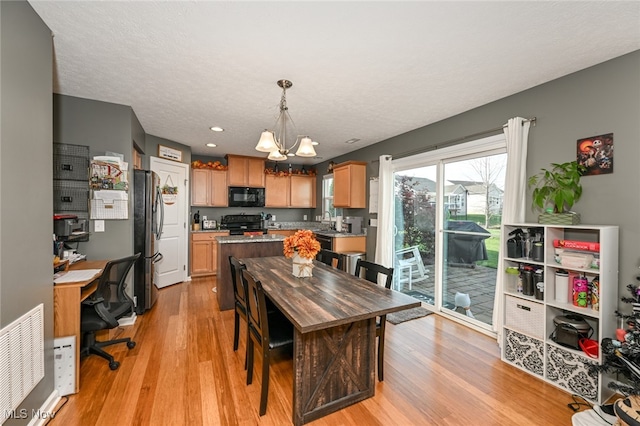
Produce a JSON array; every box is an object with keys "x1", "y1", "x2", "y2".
[{"x1": 220, "y1": 214, "x2": 266, "y2": 235}]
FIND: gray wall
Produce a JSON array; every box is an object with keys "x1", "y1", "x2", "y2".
[
  {"x1": 314, "y1": 51, "x2": 640, "y2": 302},
  {"x1": 53, "y1": 94, "x2": 135, "y2": 260},
  {"x1": 0, "y1": 1, "x2": 55, "y2": 422}
]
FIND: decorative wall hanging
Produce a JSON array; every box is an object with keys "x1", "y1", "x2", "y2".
[
  {"x1": 158, "y1": 145, "x2": 183, "y2": 162},
  {"x1": 161, "y1": 175, "x2": 178, "y2": 205},
  {"x1": 577, "y1": 133, "x2": 613, "y2": 176}
]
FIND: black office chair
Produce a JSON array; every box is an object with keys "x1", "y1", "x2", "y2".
[
  {"x1": 354, "y1": 259, "x2": 394, "y2": 382},
  {"x1": 242, "y1": 269, "x2": 294, "y2": 416},
  {"x1": 80, "y1": 253, "x2": 140, "y2": 370},
  {"x1": 229, "y1": 256, "x2": 249, "y2": 368},
  {"x1": 316, "y1": 249, "x2": 345, "y2": 270}
]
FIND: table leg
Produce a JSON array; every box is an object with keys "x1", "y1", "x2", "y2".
[{"x1": 292, "y1": 318, "x2": 376, "y2": 425}]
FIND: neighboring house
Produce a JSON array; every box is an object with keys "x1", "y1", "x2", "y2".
[
  {"x1": 397, "y1": 175, "x2": 505, "y2": 218},
  {"x1": 448, "y1": 180, "x2": 504, "y2": 216}
]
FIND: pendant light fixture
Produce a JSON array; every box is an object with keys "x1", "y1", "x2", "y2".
[{"x1": 255, "y1": 79, "x2": 317, "y2": 161}]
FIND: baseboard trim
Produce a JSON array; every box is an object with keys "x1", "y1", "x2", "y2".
[{"x1": 27, "y1": 390, "x2": 61, "y2": 426}]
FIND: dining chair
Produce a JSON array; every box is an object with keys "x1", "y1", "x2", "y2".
[
  {"x1": 229, "y1": 256, "x2": 249, "y2": 368},
  {"x1": 242, "y1": 269, "x2": 294, "y2": 416},
  {"x1": 354, "y1": 259, "x2": 394, "y2": 381},
  {"x1": 80, "y1": 253, "x2": 140, "y2": 370},
  {"x1": 316, "y1": 249, "x2": 345, "y2": 270}
]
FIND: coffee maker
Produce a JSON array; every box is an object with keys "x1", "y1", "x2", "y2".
[{"x1": 341, "y1": 216, "x2": 363, "y2": 234}]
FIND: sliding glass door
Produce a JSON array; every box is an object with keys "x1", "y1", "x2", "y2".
[
  {"x1": 393, "y1": 165, "x2": 437, "y2": 306},
  {"x1": 392, "y1": 135, "x2": 506, "y2": 331}
]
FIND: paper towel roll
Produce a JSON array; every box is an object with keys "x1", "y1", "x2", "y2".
[
  {"x1": 335, "y1": 216, "x2": 342, "y2": 231},
  {"x1": 555, "y1": 271, "x2": 569, "y2": 303}
]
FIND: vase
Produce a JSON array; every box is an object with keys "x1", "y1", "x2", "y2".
[{"x1": 292, "y1": 253, "x2": 314, "y2": 278}]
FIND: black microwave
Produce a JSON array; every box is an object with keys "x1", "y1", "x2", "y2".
[{"x1": 228, "y1": 186, "x2": 265, "y2": 207}]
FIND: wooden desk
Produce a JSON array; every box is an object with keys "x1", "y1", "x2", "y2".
[
  {"x1": 241, "y1": 256, "x2": 420, "y2": 426},
  {"x1": 53, "y1": 260, "x2": 107, "y2": 393}
]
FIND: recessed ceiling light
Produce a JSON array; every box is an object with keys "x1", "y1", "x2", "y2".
[
  {"x1": 345, "y1": 138, "x2": 360, "y2": 144},
  {"x1": 311, "y1": 141, "x2": 319, "y2": 146},
  {"x1": 210, "y1": 126, "x2": 224, "y2": 132},
  {"x1": 206, "y1": 143, "x2": 217, "y2": 147}
]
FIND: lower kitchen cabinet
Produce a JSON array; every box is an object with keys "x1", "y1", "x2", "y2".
[
  {"x1": 267, "y1": 229, "x2": 297, "y2": 237},
  {"x1": 333, "y1": 236, "x2": 366, "y2": 253},
  {"x1": 191, "y1": 231, "x2": 229, "y2": 277}
]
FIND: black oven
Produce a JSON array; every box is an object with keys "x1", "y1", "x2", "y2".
[{"x1": 228, "y1": 186, "x2": 265, "y2": 207}]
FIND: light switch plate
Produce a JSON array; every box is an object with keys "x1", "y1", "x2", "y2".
[{"x1": 94, "y1": 220, "x2": 105, "y2": 232}]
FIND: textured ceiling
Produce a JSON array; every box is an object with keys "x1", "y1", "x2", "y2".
[{"x1": 29, "y1": 1, "x2": 640, "y2": 164}]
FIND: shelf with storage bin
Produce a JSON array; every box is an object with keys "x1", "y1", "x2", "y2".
[{"x1": 501, "y1": 223, "x2": 618, "y2": 404}]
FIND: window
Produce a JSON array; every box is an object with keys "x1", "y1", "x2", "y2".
[{"x1": 322, "y1": 175, "x2": 336, "y2": 218}]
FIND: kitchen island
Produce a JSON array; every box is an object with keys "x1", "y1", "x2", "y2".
[{"x1": 216, "y1": 234, "x2": 285, "y2": 310}]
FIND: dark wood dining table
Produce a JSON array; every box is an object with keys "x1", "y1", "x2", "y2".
[{"x1": 240, "y1": 256, "x2": 421, "y2": 426}]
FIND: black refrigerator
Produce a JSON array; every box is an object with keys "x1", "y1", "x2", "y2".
[{"x1": 133, "y1": 169, "x2": 164, "y2": 314}]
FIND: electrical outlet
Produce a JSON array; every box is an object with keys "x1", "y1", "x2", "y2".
[
  {"x1": 94, "y1": 220, "x2": 105, "y2": 232},
  {"x1": 303, "y1": 215, "x2": 307, "y2": 220}
]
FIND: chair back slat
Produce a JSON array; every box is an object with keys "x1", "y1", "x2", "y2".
[
  {"x1": 242, "y1": 269, "x2": 269, "y2": 344},
  {"x1": 317, "y1": 249, "x2": 345, "y2": 270},
  {"x1": 354, "y1": 259, "x2": 394, "y2": 289},
  {"x1": 229, "y1": 256, "x2": 248, "y2": 307}
]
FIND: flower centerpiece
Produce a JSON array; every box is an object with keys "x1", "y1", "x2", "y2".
[{"x1": 283, "y1": 230, "x2": 321, "y2": 277}]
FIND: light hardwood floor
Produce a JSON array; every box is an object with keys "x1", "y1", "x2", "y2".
[{"x1": 50, "y1": 276, "x2": 576, "y2": 425}]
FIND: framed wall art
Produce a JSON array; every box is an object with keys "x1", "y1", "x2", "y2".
[
  {"x1": 158, "y1": 145, "x2": 183, "y2": 162},
  {"x1": 577, "y1": 133, "x2": 613, "y2": 176}
]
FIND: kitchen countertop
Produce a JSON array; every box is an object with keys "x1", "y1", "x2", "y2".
[
  {"x1": 216, "y1": 234, "x2": 286, "y2": 244},
  {"x1": 191, "y1": 229, "x2": 229, "y2": 233},
  {"x1": 315, "y1": 231, "x2": 366, "y2": 238}
]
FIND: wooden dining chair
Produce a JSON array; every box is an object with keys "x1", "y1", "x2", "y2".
[
  {"x1": 316, "y1": 249, "x2": 345, "y2": 270},
  {"x1": 354, "y1": 259, "x2": 394, "y2": 381},
  {"x1": 242, "y1": 269, "x2": 294, "y2": 416},
  {"x1": 229, "y1": 256, "x2": 249, "y2": 367}
]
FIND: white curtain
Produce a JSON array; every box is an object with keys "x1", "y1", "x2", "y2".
[
  {"x1": 493, "y1": 117, "x2": 531, "y2": 344},
  {"x1": 375, "y1": 155, "x2": 394, "y2": 279}
]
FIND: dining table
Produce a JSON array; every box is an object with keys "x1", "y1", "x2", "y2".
[{"x1": 240, "y1": 256, "x2": 421, "y2": 426}]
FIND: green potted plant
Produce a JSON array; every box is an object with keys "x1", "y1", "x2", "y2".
[{"x1": 528, "y1": 161, "x2": 586, "y2": 225}]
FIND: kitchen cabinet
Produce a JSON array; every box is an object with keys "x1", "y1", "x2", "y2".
[
  {"x1": 501, "y1": 223, "x2": 618, "y2": 404},
  {"x1": 333, "y1": 161, "x2": 367, "y2": 208},
  {"x1": 265, "y1": 174, "x2": 316, "y2": 208},
  {"x1": 265, "y1": 175, "x2": 290, "y2": 207},
  {"x1": 333, "y1": 236, "x2": 366, "y2": 253},
  {"x1": 191, "y1": 231, "x2": 229, "y2": 277},
  {"x1": 267, "y1": 229, "x2": 297, "y2": 237},
  {"x1": 290, "y1": 175, "x2": 316, "y2": 208},
  {"x1": 191, "y1": 169, "x2": 228, "y2": 207},
  {"x1": 226, "y1": 154, "x2": 265, "y2": 187}
]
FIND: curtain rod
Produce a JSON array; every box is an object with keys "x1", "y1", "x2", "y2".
[{"x1": 373, "y1": 117, "x2": 536, "y2": 162}]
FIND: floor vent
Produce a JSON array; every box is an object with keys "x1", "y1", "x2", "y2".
[{"x1": 0, "y1": 304, "x2": 45, "y2": 423}]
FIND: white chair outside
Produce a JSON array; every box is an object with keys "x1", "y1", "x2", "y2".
[{"x1": 394, "y1": 246, "x2": 429, "y2": 291}]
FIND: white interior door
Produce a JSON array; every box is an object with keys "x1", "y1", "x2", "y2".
[{"x1": 150, "y1": 156, "x2": 189, "y2": 288}]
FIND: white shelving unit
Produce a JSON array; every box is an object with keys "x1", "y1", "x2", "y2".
[{"x1": 501, "y1": 223, "x2": 618, "y2": 404}]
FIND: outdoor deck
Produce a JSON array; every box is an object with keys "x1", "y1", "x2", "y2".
[{"x1": 396, "y1": 263, "x2": 497, "y2": 325}]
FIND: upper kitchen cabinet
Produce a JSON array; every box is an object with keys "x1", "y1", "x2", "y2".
[
  {"x1": 265, "y1": 174, "x2": 290, "y2": 207},
  {"x1": 333, "y1": 161, "x2": 367, "y2": 208},
  {"x1": 265, "y1": 174, "x2": 316, "y2": 208},
  {"x1": 191, "y1": 168, "x2": 228, "y2": 207},
  {"x1": 290, "y1": 175, "x2": 316, "y2": 208},
  {"x1": 226, "y1": 154, "x2": 265, "y2": 187}
]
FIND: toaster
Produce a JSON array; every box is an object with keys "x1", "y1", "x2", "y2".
[{"x1": 202, "y1": 219, "x2": 217, "y2": 230}]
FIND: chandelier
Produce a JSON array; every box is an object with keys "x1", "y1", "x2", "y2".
[{"x1": 255, "y1": 79, "x2": 317, "y2": 161}]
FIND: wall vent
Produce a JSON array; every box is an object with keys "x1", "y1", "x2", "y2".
[{"x1": 0, "y1": 304, "x2": 45, "y2": 423}]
